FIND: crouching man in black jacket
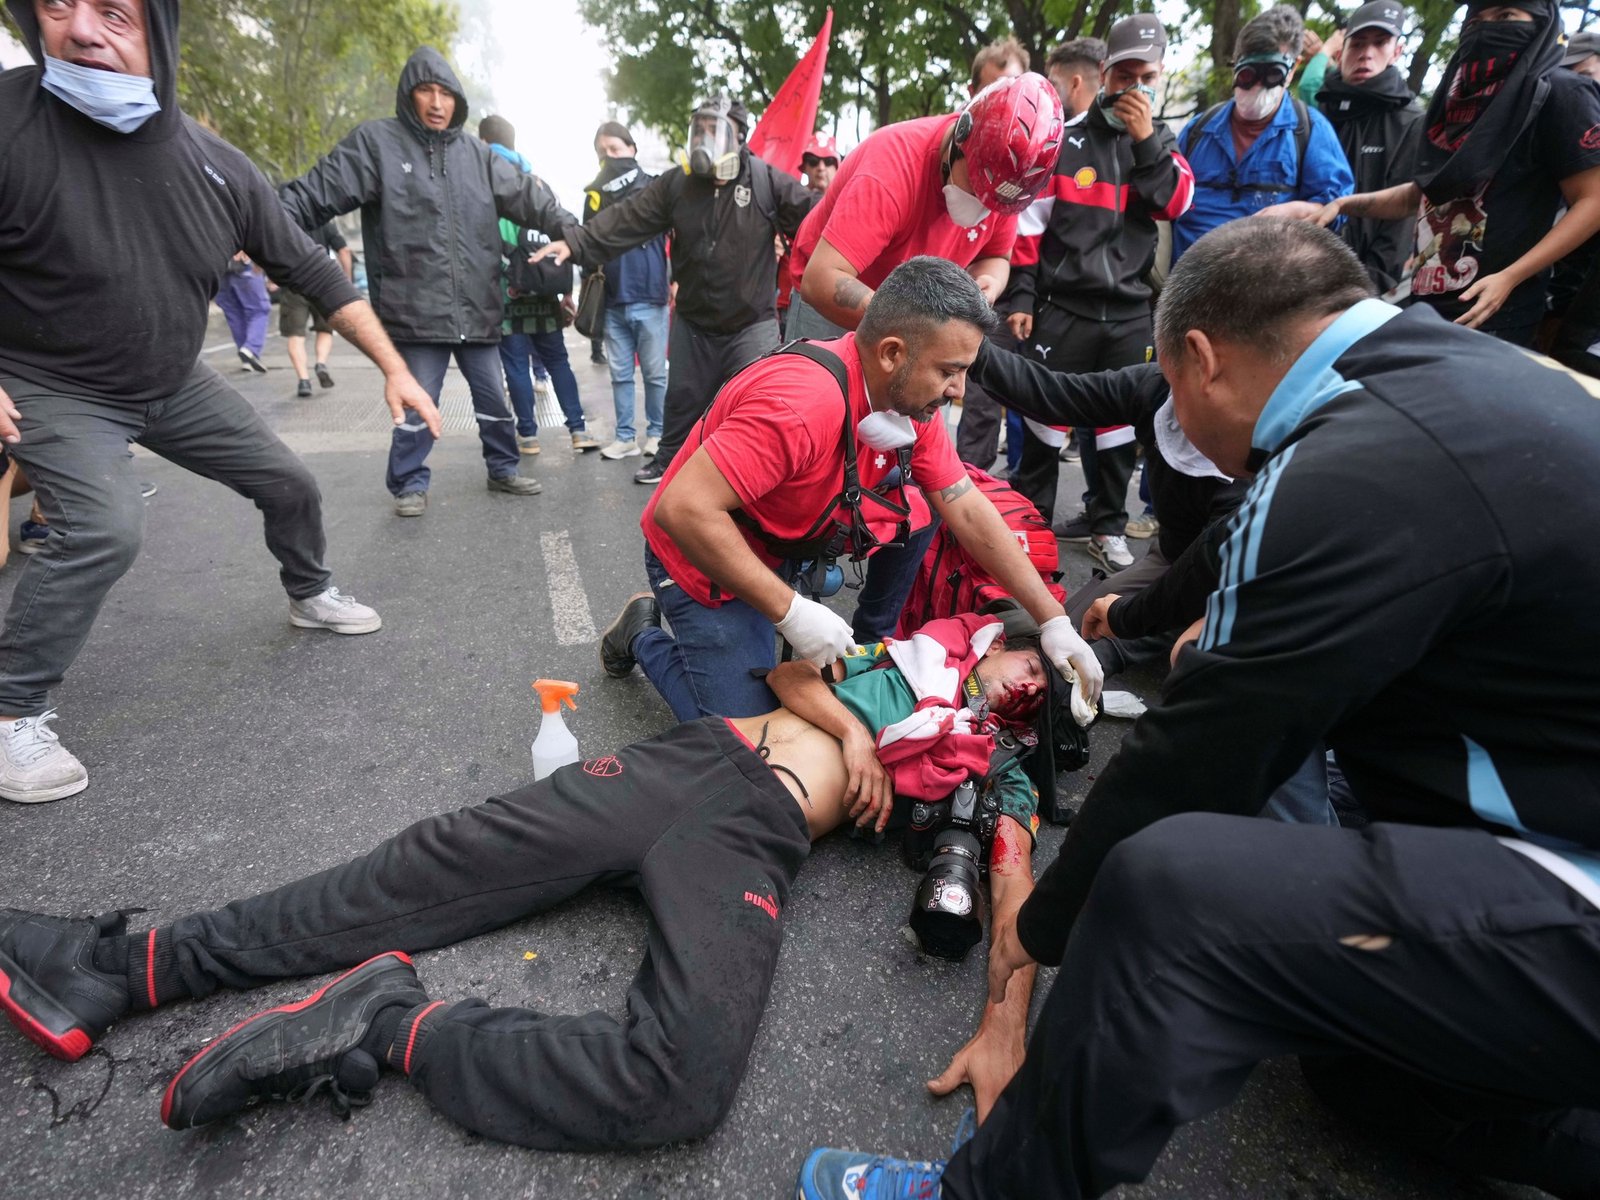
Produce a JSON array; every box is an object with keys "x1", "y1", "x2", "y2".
[{"x1": 800, "y1": 220, "x2": 1600, "y2": 1199}]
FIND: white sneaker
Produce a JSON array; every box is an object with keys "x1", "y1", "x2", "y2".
[
  {"x1": 1089, "y1": 534, "x2": 1135, "y2": 571},
  {"x1": 289, "y1": 586, "x2": 383, "y2": 635},
  {"x1": 533, "y1": 378, "x2": 551, "y2": 400},
  {"x1": 641, "y1": 435, "x2": 661, "y2": 457},
  {"x1": 600, "y1": 439, "x2": 641, "y2": 459},
  {"x1": 0, "y1": 711, "x2": 88, "y2": 804}
]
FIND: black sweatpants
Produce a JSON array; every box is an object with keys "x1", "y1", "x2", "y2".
[
  {"x1": 162, "y1": 718, "x2": 811, "y2": 1150},
  {"x1": 1015, "y1": 309, "x2": 1151, "y2": 529},
  {"x1": 943, "y1": 815, "x2": 1600, "y2": 1200},
  {"x1": 653, "y1": 315, "x2": 779, "y2": 473}
]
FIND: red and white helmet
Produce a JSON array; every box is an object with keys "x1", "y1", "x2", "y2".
[{"x1": 953, "y1": 72, "x2": 1064, "y2": 215}]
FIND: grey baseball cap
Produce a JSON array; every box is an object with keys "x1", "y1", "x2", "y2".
[
  {"x1": 1347, "y1": 1, "x2": 1406, "y2": 38},
  {"x1": 1563, "y1": 30, "x2": 1600, "y2": 66},
  {"x1": 1104, "y1": 14, "x2": 1168, "y2": 67}
]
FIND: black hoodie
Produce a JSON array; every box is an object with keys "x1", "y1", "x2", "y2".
[
  {"x1": 1316, "y1": 67, "x2": 1425, "y2": 292},
  {"x1": 278, "y1": 47, "x2": 576, "y2": 343},
  {"x1": 0, "y1": 0, "x2": 361, "y2": 403}
]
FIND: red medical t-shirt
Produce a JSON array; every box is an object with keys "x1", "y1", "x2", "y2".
[
  {"x1": 789, "y1": 115, "x2": 1018, "y2": 292},
  {"x1": 641, "y1": 334, "x2": 966, "y2": 608}
]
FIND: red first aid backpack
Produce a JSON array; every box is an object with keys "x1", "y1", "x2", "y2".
[{"x1": 895, "y1": 467, "x2": 1065, "y2": 637}]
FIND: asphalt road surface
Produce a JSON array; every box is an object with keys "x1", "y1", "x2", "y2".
[{"x1": 0, "y1": 320, "x2": 1548, "y2": 1199}]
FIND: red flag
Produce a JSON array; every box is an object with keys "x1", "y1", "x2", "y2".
[{"x1": 749, "y1": 9, "x2": 833, "y2": 178}]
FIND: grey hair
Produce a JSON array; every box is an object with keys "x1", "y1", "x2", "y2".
[
  {"x1": 1236, "y1": 4, "x2": 1304, "y2": 59},
  {"x1": 1154, "y1": 220, "x2": 1376, "y2": 364},
  {"x1": 858, "y1": 256, "x2": 1000, "y2": 348}
]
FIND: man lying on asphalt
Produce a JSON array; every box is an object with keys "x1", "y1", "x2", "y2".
[{"x1": 0, "y1": 614, "x2": 1071, "y2": 1148}]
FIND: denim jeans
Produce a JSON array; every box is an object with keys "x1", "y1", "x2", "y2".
[
  {"x1": 849, "y1": 516, "x2": 937, "y2": 643},
  {"x1": 499, "y1": 330, "x2": 586, "y2": 439},
  {"x1": 604, "y1": 303, "x2": 668, "y2": 443},
  {"x1": 388, "y1": 342, "x2": 520, "y2": 496},
  {"x1": 1259, "y1": 749, "x2": 1339, "y2": 826},
  {"x1": 635, "y1": 546, "x2": 783, "y2": 722}
]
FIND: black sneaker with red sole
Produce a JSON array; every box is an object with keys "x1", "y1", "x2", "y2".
[
  {"x1": 0, "y1": 909, "x2": 130, "y2": 1062},
  {"x1": 162, "y1": 951, "x2": 429, "y2": 1131}
]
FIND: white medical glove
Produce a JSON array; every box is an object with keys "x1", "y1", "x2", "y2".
[
  {"x1": 1040, "y1": 615, "x2": 1103, "y2": 727},
  {"x1": 774, "y1": 593, "x2": 857, "y2": 666}
]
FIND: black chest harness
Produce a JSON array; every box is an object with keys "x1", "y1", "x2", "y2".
[{"x1": 720, "y1": 340, "x2": 916, "y2": 601}]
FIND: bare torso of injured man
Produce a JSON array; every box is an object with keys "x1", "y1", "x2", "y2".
[{"x1": 0, "y1": 615, "x2": 1068, "y2": 1149}]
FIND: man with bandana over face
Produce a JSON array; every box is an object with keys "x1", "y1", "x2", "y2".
[
  {"x1": 1172, "y1": 4, "x2": 1353, "y2": 262},
  {"x1": 0, "y1": 0, "x2": 444, "y2": 805},
  {"x1": 1318, "y1": 0, "x2": 1600, "y2": 344}
]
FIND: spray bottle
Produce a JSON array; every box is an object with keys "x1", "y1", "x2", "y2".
[{"x1": 531, "y1": 679, "x2": 580, "y2": 780}]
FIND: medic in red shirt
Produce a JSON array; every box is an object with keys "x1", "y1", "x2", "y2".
[
  {"x1": 600, "y1": 257, "x2": 1103, "y2": 727},
  {"x1": 786, "y1": 73, "x2": 1065, "y2": 341}
]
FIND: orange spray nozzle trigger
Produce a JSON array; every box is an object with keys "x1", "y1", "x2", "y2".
[{"x1": 532, "y1": 679, "x2": 580, "y2": 714}]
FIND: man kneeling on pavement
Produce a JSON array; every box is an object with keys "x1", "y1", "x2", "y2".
[
  {"x1": 0, "y1": 608, "x2": 1093, "y2": 1148},
  {"x1": 797, "y1": 219, "x2": 1600, "y2": 1199}
]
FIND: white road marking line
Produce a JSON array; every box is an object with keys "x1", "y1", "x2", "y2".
[{"x1": 540, "y1": 529, "x2": 597, "y2": 646}]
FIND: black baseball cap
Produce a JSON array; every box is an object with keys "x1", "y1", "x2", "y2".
[
  {"x1": 1563, "y1": 30, "x2": 1600, "y2": 66},
  {"x1": 1347, "y1": 1, "x2": 1406, "y2": 38},
  {"x1": 1104, "y1": 14, "x2": 1168, "y2": 67}
]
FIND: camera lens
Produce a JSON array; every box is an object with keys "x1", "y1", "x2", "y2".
[{"x1": 909, "y1": 828, "x2": 984, "y2": 960}]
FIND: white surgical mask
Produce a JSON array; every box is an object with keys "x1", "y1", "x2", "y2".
[
  {"x1": 1232, "y1": 85, "x2": 1283, "y2": 122},
  {"x1": 942, "y1": 183, "x2": 990, "y2": 228},
  {"x1": 857, "y1": 409, "x2": 918, "y2": 451},
  {"x1": 41, "y1": 55, "x2": 161, "y2": 134}
]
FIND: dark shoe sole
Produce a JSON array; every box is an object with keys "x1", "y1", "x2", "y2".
[
  {"x1": 162, "y1": 951, "x2": 413, "y2": 1130},
  {"x1": 600, "y1": 595, "x2": 659, "y2": 678},
  {"x1": 0, "y1": 950, "x2": 96, "y2": 1061}
]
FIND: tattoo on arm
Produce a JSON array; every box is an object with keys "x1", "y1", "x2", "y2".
[
  {"x1": 833, "y1": 276, "x2": 871, "y2": 313},
  {"x1": 937, "y1": 477, "x2": 974, "y2": 504}
]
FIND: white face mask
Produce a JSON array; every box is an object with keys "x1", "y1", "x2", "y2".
[
  {"x1": 41, "y1": 55, "x2": 161, "y2": 134},
  {"x1": 942, "y1": 183, "x2": 990, "y2": 228},
  {"x1": 1233, "y1": 85, "x2": 1284, "y2": 121},
  {"x1": 1152, "y1": 398, "x2": 1231, "y2": 481},
  {"x1": 857, "y1": 409, "x2": 918, "y2": 451}
]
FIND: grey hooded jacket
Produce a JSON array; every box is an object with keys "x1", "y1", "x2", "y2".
[{"x1": 279, "y1": 47, "x2": 575, "y2": 343}]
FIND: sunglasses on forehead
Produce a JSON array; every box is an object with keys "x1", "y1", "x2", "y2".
[{"x1": 1233, "y1": 61, "x2": 1290, "y2": 89}]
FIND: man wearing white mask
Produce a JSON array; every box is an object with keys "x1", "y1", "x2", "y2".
[
  {"x1": 601, "y1": 258, "x2": 1103, "y2": 726},
  {"x1": 785, "y1": 72, "x2": 1065, "y2": 341},
  {"x1": 1171, "y1": 4, "x2": 1353, "y2": 262},
  {"x1": 0, "y1": 0, "x2": 440, "y2": 803}
]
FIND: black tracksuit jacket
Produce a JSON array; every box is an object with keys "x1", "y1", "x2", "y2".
[
  {"x1": 1009, "y1": 105, "x2": 1195, "y2": 323},
  {"x1": 1317, "y1": 67, "x2": 1425, "y2": 292},
  {"x1": 968, "y1": 342, "x2": 1246, "y2": 635},
  {"x1": 0, "y1": 0, "x2": 360, "y2": 403},
  {"x1": 1016, "y1": 302, "x2": 1600, "y2": 963},
  {"x1": 559, "y1": 152, "x2": 815, "y2": 336},
  {"x1": 278, "y1": 48, "x2": 575, "y2": 344}
]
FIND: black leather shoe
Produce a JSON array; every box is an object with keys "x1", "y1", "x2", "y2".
[
  {"x1": 0, "y1": 909, "x2": 129, "y2": 1061},
  {"x1": 162, "y1": 951, "x2": 427, "y2": 1130},
  {"x1": 632, "y1": 460, "x2": 666, "y2": 485},
  {"x1": 600, "y1": 593, "x2": 661, "y2": 677}
]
